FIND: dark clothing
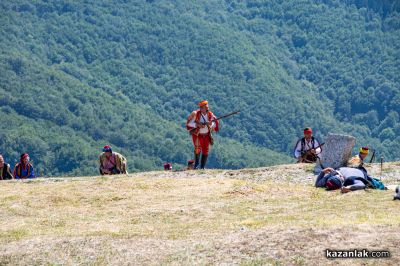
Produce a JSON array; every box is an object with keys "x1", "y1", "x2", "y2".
[
  {"x1": 0, "y1": 163, "x2": 13, "y2": 180},
  {"x1": 315, "y1": 171, "x2": 339, "y2": 188},
  {"x1": 343, "y1": 176, "x2": 369, "y2": 191},
  {"x1": 316, "y1": 167, "x2": 384, "y2": 191}
]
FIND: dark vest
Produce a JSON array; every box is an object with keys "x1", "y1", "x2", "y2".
[{"x1": 1, "y1": 164, "x2": 13, "y2": 180}]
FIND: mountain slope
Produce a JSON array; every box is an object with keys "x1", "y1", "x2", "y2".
[{"x1": 0, "y1": 0, "x2": 398, "y2": 175}]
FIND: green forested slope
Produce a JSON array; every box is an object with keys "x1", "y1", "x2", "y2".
[{"x1": 0, "y1": 0, "x2": 399, "y2": 175}]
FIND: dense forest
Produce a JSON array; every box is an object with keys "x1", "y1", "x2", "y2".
[{"x1": 0, "y1": 0, "x2": 399, "y2": 176}]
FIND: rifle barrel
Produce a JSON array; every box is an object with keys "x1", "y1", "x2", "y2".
[{"x1": 215, "y1": 110, "x2": 240, "y2": 120}]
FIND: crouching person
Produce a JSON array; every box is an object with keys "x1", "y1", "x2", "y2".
[
  {"x1": 347, "y1": 146, "x2": 369, "y2": 168},
  {"x1": 13, "y1": 153, "x2": 35, "y2": 179},
  {"x1": 0, "y1": 154, "x2": 13, "y2": 180},
  {"x1": 99, "y1": 145, "x2": 128, "y2": 175}
]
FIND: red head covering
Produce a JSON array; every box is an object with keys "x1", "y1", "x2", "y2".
[
  {"x1": 20, "y1": 153, "x2": 29, "y2": 164},
  {"x1": 198, "y1": 100, "x2": 208, "y2": 107},
  {"x1": 303, "y1": 127, "x2": 312, "y2": 135},
  {"x1": 103, "y1": 145, "x2": 112, "y2": 153}
]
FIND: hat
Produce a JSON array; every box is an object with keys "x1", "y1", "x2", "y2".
[
  {"x1": 187, "y1": 160, "x2": 195, "y2": 165},
  {"x1": 198, "y1": 100, "x2": 208, "y2": 107},
  {"x1": 303, "y1": 127, "x2": 312, "y2": 134},
  {"x1": 359, "y1": 146, "x2": 369, "y2": 155},
  {"x1": 103, "y1": 145, "x2": 112, "y2": 153},
  {"x1": 326, "y1": 176, "x2": 342, "y2": 190}
]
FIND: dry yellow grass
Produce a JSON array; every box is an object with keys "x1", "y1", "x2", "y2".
[{"x1": 0, "y1": 163, "x2": 399, "y2": 265}]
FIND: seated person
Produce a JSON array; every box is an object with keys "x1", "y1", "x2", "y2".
[
  {"x1": 99, "y1": 145, "x2": 128, "y2": 175},
  {"x1": 0, "y1": 154, "x2": 13, "y2": 180},
  {"x1": 294, "y1": 127, "x2": 322, "y2": 163},
  {"x1": 13, "y1": 153, "x2": 35, "y2": 179},
  {"x1": 347, "y1": 146, "x2": 369, "y2": 168}
]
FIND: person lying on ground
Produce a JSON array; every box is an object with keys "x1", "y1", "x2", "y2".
[{"x1": 316, "y1": 167, "x2": 386, "y2": 193}]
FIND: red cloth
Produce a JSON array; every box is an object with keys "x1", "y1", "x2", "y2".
[
  {"x1": 20, "y1": 153, "x2": 29, "y2": 163},
  {"x1": 192, "y1": 134, "x2": 211, "y2": 155},
  {"x1": 198, "y1": 100, "x2": 208, "y2": 107},
  {"x1": 186, "y1": 110, "x2": 219, "y2": 132}
]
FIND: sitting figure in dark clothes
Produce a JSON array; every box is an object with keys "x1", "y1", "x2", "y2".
[
  {"x1": 315, "y1": 167, "x2": 386, "y2": 193},
  {"x1": 0, "y1": 155, "x2": 13, "y2": 180}
]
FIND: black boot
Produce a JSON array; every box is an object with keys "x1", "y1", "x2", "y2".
[
  {"x1": 194, "y1": 153, "x2": 200, "y2": 169},
  {"x1": 200, "y1": 154, "x2": 208, "y2": 169}
]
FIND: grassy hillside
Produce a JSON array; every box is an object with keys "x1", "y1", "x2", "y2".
[
  {"x1": 0, "y1": 163, "x2": 399, "y2": 265},
  {"x1": 0, "y1": 0, "x2": 399, "y2": 175}
]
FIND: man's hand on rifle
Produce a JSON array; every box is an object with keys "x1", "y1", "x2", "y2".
[
  {"x1": 196, "y1": 122, "x2": 205, "y2": 128},
  {"x1": 310, "y1": 149, "x2": 316, "y2": 155}
]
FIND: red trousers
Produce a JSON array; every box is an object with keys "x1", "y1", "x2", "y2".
[{"x1": 192, "y1": 134, "x2": 211, "y2": 155}]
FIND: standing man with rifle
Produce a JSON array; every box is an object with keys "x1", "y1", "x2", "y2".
[
  {"x1": 294, "y1": 127, "x2": 323, "y2": 163},
  {"x1": 186, "y1": 100, "x2": 219, "y2": 169}
]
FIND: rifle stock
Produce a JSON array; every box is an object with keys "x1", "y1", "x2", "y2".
[{"x1": 299, "y1": 142, "x2": 325, "y2": 162}]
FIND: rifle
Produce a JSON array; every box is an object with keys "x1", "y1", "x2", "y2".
[
  {"x1": 299, "y1": 142, "x2": 325, "y2": 163},
  {"x1": 189, "y1": 110, "x2": 240, "y2": 134},
  {"x1": 369, "y1": 149, "x2": 376, "y2": 163}
]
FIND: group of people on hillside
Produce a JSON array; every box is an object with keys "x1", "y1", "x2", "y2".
[
  {"x1": 0, "y1": 100, "x2": 391, "y2": 196},
  {"x1": 1, "y1": 115, "x2": 212, "y2": 179},
  {"x1": 0, "y1": 100, "x2": 217, "y2": 180},
  {"x1": 0, "y1": 153, "x2": 35, "y2": 180},
  {"x1": 292, "y1": 127, "x2": 386, "y2": 193},
  {"x1": 0, "y1": 146, "x2": 129, "y2": 180},
  {"x1": 293, "y1": 127, "x2": 370, "y2": 167}
]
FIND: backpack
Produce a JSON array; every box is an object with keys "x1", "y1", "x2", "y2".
[{"x1": 369, "y1": 178, "x2": 386, "y2": 190}]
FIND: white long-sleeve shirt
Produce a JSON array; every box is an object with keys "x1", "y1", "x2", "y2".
[
  {"x1": 187, "y1": 113, "x2": 216, "y2": 134},
  {"x1": 294, "y1": 137, "x2": 322, "y2": 158}
]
